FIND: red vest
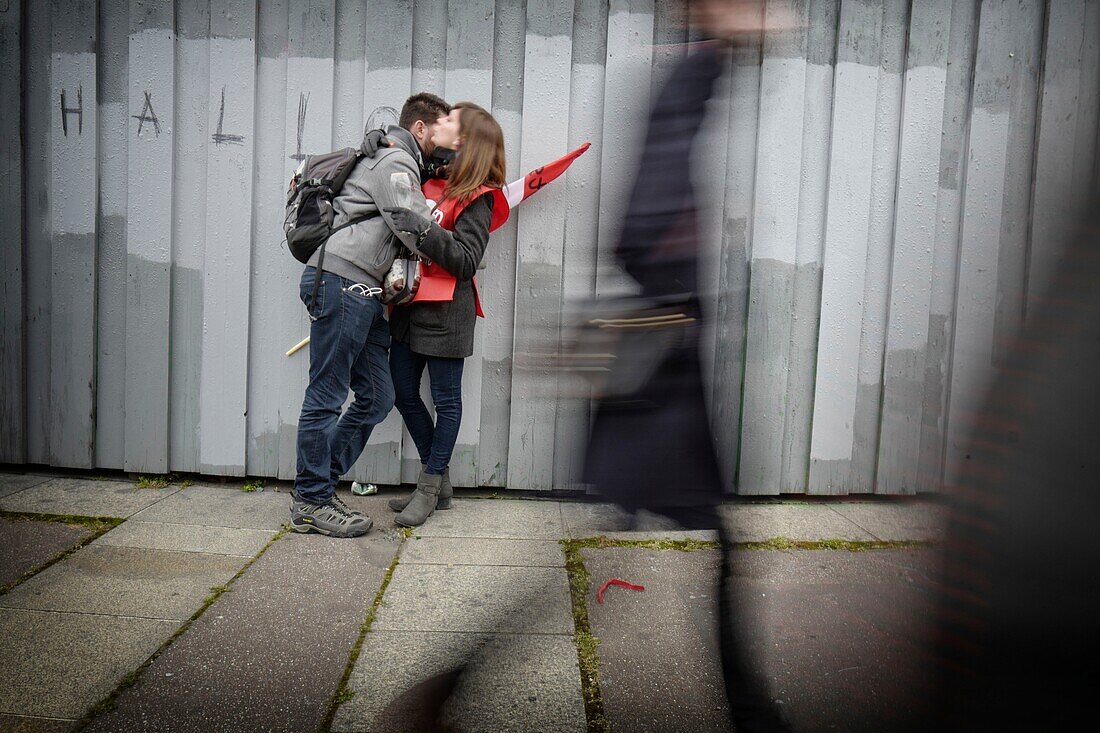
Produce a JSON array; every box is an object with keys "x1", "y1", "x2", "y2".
[{"x1": 411, "y1": 180, "x2": 509, "y2": 317}]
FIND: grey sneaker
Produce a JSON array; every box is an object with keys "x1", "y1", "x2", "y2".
[
  {"x1": 291, "y1": 495, "x2": 373, "y2": 538},
  {"x1": 331, "y1": 493, "x2": 364, "y2": 516}
]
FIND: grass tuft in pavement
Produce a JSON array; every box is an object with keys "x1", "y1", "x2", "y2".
[
  {"x1": 739, "y1": 537, "x2": 932, "y2": 552},
  {"x1": 567, "y1": 535, "x2": 720, "y2": 552},
  {"x1": 561, "y1": 539, "x2": 610, "y2": 733}
]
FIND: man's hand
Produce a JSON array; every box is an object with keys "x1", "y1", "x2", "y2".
[
  {"x1": 360, "y1": 128, "x2": 391, "y2": 158},
  {"x1": 384, "y1": 207, "x2": 433, "y2": 236}
]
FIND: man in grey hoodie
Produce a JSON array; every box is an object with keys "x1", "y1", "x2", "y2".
[{"x1": 291, "y1": 93, "x2": 450, "y2": 538}]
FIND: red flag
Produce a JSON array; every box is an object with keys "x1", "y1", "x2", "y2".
[{"x1": 501, "y1": 142, "x2": 591, "y2": 212}]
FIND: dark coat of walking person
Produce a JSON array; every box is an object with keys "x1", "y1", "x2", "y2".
[{"x1": 581, "y1": 28, "x2": 792, "y2": 733}]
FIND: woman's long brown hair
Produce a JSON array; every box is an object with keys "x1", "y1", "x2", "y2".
[{"x1": 444, "y1": 102, "x2": 506, "y2": 205}]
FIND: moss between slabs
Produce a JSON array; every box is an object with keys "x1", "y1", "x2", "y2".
[
  {"x1": 0, "y1": 511, "x2": 125, "y2": 595},
  {"x1": 72, "y1": 529, "x2": 287, "y2": 729},
  {"x1": 320, "y1": 537, "x2": 407, "y2": 733}
]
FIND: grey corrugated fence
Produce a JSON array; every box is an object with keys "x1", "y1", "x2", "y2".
[{"x1": 1, "y1": 0, "x2": 1096, "y2": 493}]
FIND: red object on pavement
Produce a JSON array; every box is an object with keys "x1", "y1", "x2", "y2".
[{"x1": 596, "y1": 578, "x2": 646, "y2": 604}]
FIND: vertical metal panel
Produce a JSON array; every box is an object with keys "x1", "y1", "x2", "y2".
[
  {"x1": 349, "y1": 0, "x2": 412, "y2": 486},
  {"x1": 332, "y1": 0, "x2": 365, "y2": 148},
  {"x1": 0, "y1": 0, "x2": 23, "y2": 463},
  {"x1": 125, "y1": 0, "x2": 174, "y2": 473},
  {"x1": 23, "y1": 0, "x2": 51, "y2": 466},
  {"x1": 808, "y1": 0, "x2": 886, "y2": 494},
  {"x1": 277, "y1": 0, "x2": 335, "y2": 481},
  {"x1": 877, "y1": 0, "x2": 952, "y2": 494},
  {"x1": 1028, "y1": 0, "x2": 1099, "y2": 320},
  {"x1": 96, "y1": 0, "x2": 130, "y2": 470},
  {"x1": 398, "y1": 0, "x2": 450, "y2": 485},
  {"x1": 199, "y1": 0, "x2": 255, "y2": 475},
  {"x1": 444, "y1": 0, "x2": 496, "y2": 488},
  {"x1": 712, "y1": 10, "x2": 764, "y2": 491},
  {"x1": 739, "y1": 0, "x2": 810, "y2": 494},
  {"x1": 49, "y1": 0, "x2": 98, "y2": 468},
  {"x1": 856, "y1": 0, "x2": 908, "y2": 493},
  {"x1": 782, "y1": 0, "x2": 838, "y2": 492},
  {"x1": 245, "y1": 0, "x2": 288, "y2": 478},
  {"x1": 595, "y1": 0, "x2": 654, "y2": 299},
  {"x1": 169, "y1": 0, "x2": 209, "y2": 473},
  {"x1": 477, "y1": 0, "x2": 526, "y2": 487},
  {"x1": 412, "y1": 0, "x2": 447, "y2": 95},
  {"x1": 944, "y1": 0, "x2": 1045, "y2": 486},
  {"x1": 552, "y1": 0, "x2": 609, "y2": 490},
  {"x1": 917, "y1": 0, "x2": 979, "y2": 493},
  {"x1": 506, "y1": 0, "x2": 575, "y2": 490}
]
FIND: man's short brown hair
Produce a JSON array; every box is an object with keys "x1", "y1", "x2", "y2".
[{"x1": 399, "y1": 93, "x2": 450, "y2": 130}]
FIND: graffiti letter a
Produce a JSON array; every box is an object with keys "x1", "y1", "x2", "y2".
[{"x1": 133, "y1": 91, "x2": 161, "y2": 137}]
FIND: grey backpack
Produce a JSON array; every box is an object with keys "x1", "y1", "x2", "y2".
[{"x1": 284, "y1": 147, "x2": 374, "y2": 315}]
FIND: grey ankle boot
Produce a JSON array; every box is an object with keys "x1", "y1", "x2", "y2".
[
  {"x1": 389, "y1": 467, "x2": 453, "y2": 512},
  {"x1": 394, "y1": 471, "x2": 443, "y2": 528}
]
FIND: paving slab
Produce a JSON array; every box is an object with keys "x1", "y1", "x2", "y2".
[
  {"x1": 582, "y1": 546, "x2": 938, "y2": 733},
  {"x1": 374, "y1": 564, "x2": 574, "y2": 635},
  {"x1": 827, "y1": 501, "x2": 946, "y2": 541},
  {"x1": 0, "y1": 472, "x2": 55, "y2": 499},
  {"x1": 560, "y1": 501, "x2": 632, "y2": 537},
  {"x1": 413, "y1": 499, "x2": 564, "y2": 539},
  {"x1": 582, "y1": 547, "x2": 732, "y2": 733},
  {"x1": 0, "y1": 545, "x2": 246, "y2": 620},
  {"x1": 0, "y1": 714, "x2": 76, "y2": 732},
  {"x1": 333, "y1": 631, "x2": 586, "y2": 733},
  {"x1": 0, "y1": 518, "x2": 93, "y2": 589},
  {"x1": 83, "y1": 528, "x2": 400, "y2": 733},
  {"x1": 0, "y1": 479, "x2": 180, "y2": 519},
  {"x1": 720, "y1": 504, "x2": 876, "y2": 542},
  {"x1": 0, "y1": 608, "x2": 176, "y2": 719},
  {"x1": 91, "y1": 521, "x2": 276, "y2": 557},
  {"x1": 400, "y1": 537, "x2": 565, "y2": 567},
  {"x1": 128, "y1": 485, "x2": 289, "y2": 531}
]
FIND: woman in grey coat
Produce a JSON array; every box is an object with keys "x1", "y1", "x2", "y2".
[{"x1": 383, "y1": 102, "x2": 509, "y2": 527}]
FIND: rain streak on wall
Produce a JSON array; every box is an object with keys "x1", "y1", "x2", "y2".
[{"x1": 3, "y1": 0, "x2": 1097, "y2": 494}]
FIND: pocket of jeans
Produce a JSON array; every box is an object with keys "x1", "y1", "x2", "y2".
[{"x1": 300, "y1": 274, "x2": 326, "y2": 315}]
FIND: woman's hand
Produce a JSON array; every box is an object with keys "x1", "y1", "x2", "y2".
[{"x1": 384, "y1": 207, "x2": 433, "y2": 236}]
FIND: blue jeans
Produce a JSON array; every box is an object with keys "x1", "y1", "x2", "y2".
[
  {"x1": 295, "y1": 267, "x2": 395, "y2": 504},
  {"x1": 389, "y1": 339, "x2": 464, "y2": 475}
]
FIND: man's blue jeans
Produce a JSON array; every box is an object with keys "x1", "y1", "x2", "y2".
[
  {"x1": 389, "y1": 339, "x2": 464, "y2": 475},
  {"x1": 295, "y1": 267, "x2": 395, "y2": 504}
]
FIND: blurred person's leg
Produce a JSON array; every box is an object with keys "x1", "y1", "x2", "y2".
[{"x1": 649, "y1": 504, "x2": 792, "y2": 733}]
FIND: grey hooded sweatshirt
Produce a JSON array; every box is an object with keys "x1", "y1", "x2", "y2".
[{"x1": 307, "y1": 126, "x2": 433, "y2": 286}]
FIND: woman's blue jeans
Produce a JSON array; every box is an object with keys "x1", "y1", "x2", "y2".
[{"x1": 389, "y1": 339, "x2": 464, "y2": 476}]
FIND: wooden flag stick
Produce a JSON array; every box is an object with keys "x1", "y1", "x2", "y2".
[{"x1": 286, "y1": 336, "x2": 310, "y2": 357}]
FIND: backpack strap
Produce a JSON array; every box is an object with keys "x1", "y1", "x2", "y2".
[{"x1": 307, "y1": 211, "x2": 378, "y2": 320}]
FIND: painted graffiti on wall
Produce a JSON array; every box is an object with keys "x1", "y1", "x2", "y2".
[
  {"x1": 59, "y1": 86, "x2": 81, "y2": 136},
  {"x1": 212, "y1": 86, "x2": 245, "y2": 147},
  {"x1": 132, "y1": 91, "x2": 161, "y2": 137}
]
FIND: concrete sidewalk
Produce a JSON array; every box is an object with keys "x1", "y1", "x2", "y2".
[{"x1": 0, "y1": 470, "x2": 944, "y2": 732}]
